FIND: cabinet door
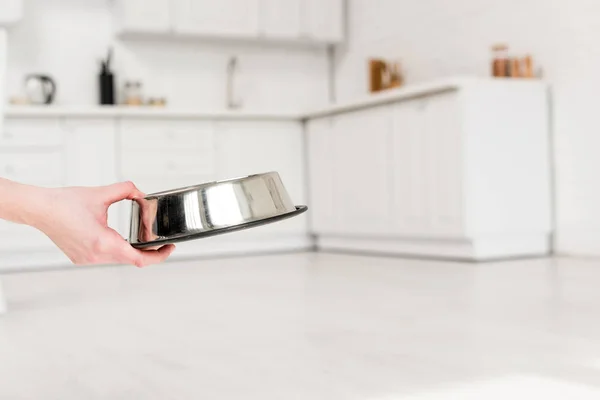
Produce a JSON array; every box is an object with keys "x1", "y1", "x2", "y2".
[
  {"x1": 119, "y1": 119, "x2": 216, "y2": 235},
  {"x1": 259, "y1": 0, "x2": 301, "y2": 39},
  {"x1": 301, "y1": 0, "x2": 344, "y2": 43},
  {"x1": 306, "y1": 117, "x2": 335, "y2": 234},
  {"x1": 391, "y1": 93, "x2": 464, "y2": 238},
  {"x1": 115, "y1": 0, "x2": 171, "y2": 33},
  {"x1": 64, "y1": 119, "x2": 123, "y2": 234},
  {"x1": 0, "y1": 151, "x2": 64, "y2": 251},
  {"x1": 120, "y1": 119, "x2": 215, "y2": 181},
  {"x1": 215, "y1": 121, "x2": 306, "y2": 235},
  {"x1": 0, "y1": 0, "x2": 22, "y2": 25},
  {"x1": 331, "y1": 107, "x2": 392, "y2": 235},
  {"x1": 3, "y1": 117, "x2": 63, "y2": 147},
  {"x1": 172, "y1": 0, "x2": 260, "y2": 37},
  {"x1": 0, "y1": 118, "x2": 67, "y2": 253}
]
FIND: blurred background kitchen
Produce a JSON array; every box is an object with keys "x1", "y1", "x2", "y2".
[{"x1": 3, "y1": 0, "x2": 600, "y2": 399}]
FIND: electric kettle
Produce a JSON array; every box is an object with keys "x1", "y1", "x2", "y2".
[{"x1": 25, "y1": 75, "x2": 56, "y2": 105}]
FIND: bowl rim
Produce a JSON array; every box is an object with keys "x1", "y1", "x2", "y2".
[{"x1": 142, "y1": 171, "x2": 281, "y2": 199}]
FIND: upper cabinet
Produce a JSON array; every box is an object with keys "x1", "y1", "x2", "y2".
[
  {"x1": 259, "y1": 0, "x2": 302, "y2": 40},
  {"x1": 114, "y1": 0, "x2": 344, "y2": 45},
  {"x1": 301, "y1": 0, "x2": 344, "y2": 43},
  {"x1": 114, "y1": 0, "x2": 172, "y2": 34},
  {"x1": 0, "y1": 0, "x2": 23, "y2": 26},
  {"x1": 172, "y1": 0, "x2": 260, "y2": 38}
]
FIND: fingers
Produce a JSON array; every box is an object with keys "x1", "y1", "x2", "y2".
[
  {"x1": 119, "y1": 243, "x2": 176, "y2": 268},
  {"x1": 102, "y1": 181, "x2": 146, "y2": 205},
  {"x1": 85, "y1": 230, "x2": 174, "y2": 267}
]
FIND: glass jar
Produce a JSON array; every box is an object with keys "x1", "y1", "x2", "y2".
[
  {"x1": 491, "y1": 44, "x2": 508, "y2": 77},
  {"x1": 124, "y1": 81, "x2": 143, "y2": 105}
]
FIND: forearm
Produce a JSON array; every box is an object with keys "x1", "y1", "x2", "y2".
[{"x1": 0, "y1": 178, "x2": 47, "y2": 227}]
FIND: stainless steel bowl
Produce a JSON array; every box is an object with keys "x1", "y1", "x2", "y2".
[{"x1": 128, "y1": 171, "x2": 307, "y2": 248}]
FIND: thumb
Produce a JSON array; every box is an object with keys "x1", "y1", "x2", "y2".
[{"x1": 102, "y1": 181, "x2": 145, "y2": 205}]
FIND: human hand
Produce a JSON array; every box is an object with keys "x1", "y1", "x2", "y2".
[{"x1": 32, "y1": 181, "x2": 175, "y2": 267}]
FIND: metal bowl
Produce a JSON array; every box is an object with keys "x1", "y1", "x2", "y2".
[{"x1": 128, "y1": 171, "x2": 307, "y2": 249}]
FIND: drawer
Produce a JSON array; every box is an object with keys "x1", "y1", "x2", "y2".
[
  {"x1": 0, "y1": 222, "x2": 56, "y2": 250},
  {"x1": 2, "y1": 118, "x2": 63, "y2": 147},
  {"x1": 121, "y1": 151, "x2": 215, "y2": 178},
  {"x1": 120, "y1": 120, "x2": 214, "y2": 152},
  {"x1": 0, "y1": 152, "x2": 65, "y2": 186}
]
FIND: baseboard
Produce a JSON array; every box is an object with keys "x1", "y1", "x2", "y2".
[
  {"x1": 0, "y1": 234, "x2": 314, "y2": 273},
  {"x1": 316, "y1": 234, "x2": 550, "y2": 261},
  {"x1": 170, "y1": 234, "x2": 314, "y2": 259},
  {"x1": 472, "y1": 235, "x2": 550, "y2": 260}
]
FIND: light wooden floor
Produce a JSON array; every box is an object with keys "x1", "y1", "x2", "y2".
[{"x1": 2, "y1": 253, "x2": 600, "y2": 399}]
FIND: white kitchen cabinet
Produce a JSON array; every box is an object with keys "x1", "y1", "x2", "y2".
[
  {"x1": 120, "y1": 120, "x2": 214, "y2": 152},
  {"x1": 0, "y1": 147, "x2": 65, "y2": 253},
  {"x1": 308, "y1": 111, "x2": 393, "y2": 236},
  {"x1": 0, "y1": 221, "x2": 55, "y2": 253},
  {"x1": 2, "y1": 117, "x2": 63, "y2": 147},
  {"x1": 391, "y1": 93, "x2": 464, "y2": 238},
  {"x1": 308, "y1": 110, "x2": 391, "y2": 236},
  {"x1": 301, "y1": 0, "x2": 344, "y2": 43},
  {"x1": 0, "y1": 279, "x2": 5, "y2": 315},
  {"x1": 117, "y1": 118, "x2": 308, "y2": 258},
  {"x1": 0, "y1": 0, "x2": 22, "y2": 26},
  {"x1": 307, "y1": 78, "x2": 551, "y2": 261},
  {"x1": 64, "y1": 119, "x2": 118, "y2": 188},
  {"x1": 63, "y1": 118, "x2": 122, "y2": 234},
  {"x1": 214, "y1": 120, "x2": 307, "y2": 235},
  {"x1": 0, "y1": 112, "x2": 309, "y2": 272},
  {"x1": 172, "y1": 0, "x2": 260, "y2": 38},
  {"x1": 259, "y1": 0, "x2": 301, "y2": 39},
  {"x1": 306, "y1": 117, "x2": 335, "y2": 233},
  {"x1": 120, "y1": 119, "x2": 215, "y2": 181},
  {"x1": 0, "y1": 152, "x2": 64, "y2": 187},
  {"x1": 114, "y1": 0, "x2": 172, "y2": 34},
  {"x1": 119, "y1": 118, "x2": 217, "y2": 236},
  {"x1": 307, "y1": 109, "x2": 392, "y2": 236},
  {"x1": 331, "y1": 107, "x2": 392, "y2": 235},
  {"x1": 114, "y1": 0, "x2": 343, "y2": 45},
  {"x1": 0, "y1": 117, "x2": 68, "y2": 268}
]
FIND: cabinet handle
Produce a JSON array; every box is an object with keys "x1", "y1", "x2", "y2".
[
  {"x1": 3, "y1": 132, "x2": 12, "y2": 139},
  {"x1": 166, "y1": 162, "x2": 175, "y2": 170},
  {"x1": 166, "y1": 131, "x2": 175, "y2": 139}
]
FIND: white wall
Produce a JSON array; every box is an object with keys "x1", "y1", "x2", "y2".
[
  {"x1": 334, "y1": 0, "x2": 600, "y2": 256},
  {"x1": 334, "y1": 0, "x2": 564, "y2": 99},
  {"x1": 6, "y1": 0, "x2": 329, "y2": 111}
]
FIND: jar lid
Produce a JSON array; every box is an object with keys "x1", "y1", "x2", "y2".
[{"x1": 492, "y1": 44, "x2": 508, "y2": 51}]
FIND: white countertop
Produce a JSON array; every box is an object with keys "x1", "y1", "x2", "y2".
[
  {"x1": 303, "y1": 77, "x2": 465, "y2": 119},
  {"x1": 303, "y1": 76, "x2": 548, "y2": 119},
  {"x1": 5, "y1": 105, "x2": 302, "y2": 120},
  {"x1": 5, "y1": 77, "x2": 547, "y2": 121}
]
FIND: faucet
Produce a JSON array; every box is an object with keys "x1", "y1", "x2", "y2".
[{"x1": 226, "y1": 56, "x2": 242, "y2": 110}]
